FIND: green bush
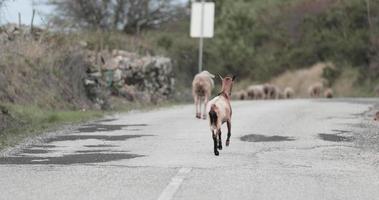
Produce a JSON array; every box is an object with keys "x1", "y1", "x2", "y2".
[
  {"x1": 322, "y1": 65, "x2": 341, "y2": 87},
  {"x1": 157, "y1": 35, "x2": 173, "y2": 50}
]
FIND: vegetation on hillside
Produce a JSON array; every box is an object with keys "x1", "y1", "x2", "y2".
[
  {"x1": 31, "y1": 0, "x2": 378, "y2": 94},
  {"x1": 208, "y1": 0, "x2": 378, "y2": 84}
]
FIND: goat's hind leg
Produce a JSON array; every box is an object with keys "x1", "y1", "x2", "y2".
[
  {"x1": 217, "y1": 130, "x2": 222, "y2": 150},
  {"x1": 212, "y1": 130, "x2": 219, "y2": 156},
  {"x1": 226, "y1": 120, "x2": 231, "y2": 146}
]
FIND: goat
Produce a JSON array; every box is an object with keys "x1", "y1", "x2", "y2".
[
  {"x1": 192, "y1": 71, "x2": 215, "y2": 119},
  {"x1": 207, "y1": 75, "x2": 236, "y2": 156}
]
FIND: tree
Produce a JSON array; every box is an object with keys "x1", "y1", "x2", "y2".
[
  {"x1": 48, "y1": 0, "x2": 184, "y2": 33},
  {"x1": 48, "y1": 0, "x2": 113, "y2": 30}
]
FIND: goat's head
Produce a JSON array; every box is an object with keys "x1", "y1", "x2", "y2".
[{"x1": 219, "y1": 75, "x2": 236, "y2": 97}]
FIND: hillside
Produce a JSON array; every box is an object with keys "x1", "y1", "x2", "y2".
[{"x1": 122, "y1": 0, "x2": 379, "y2": 96}]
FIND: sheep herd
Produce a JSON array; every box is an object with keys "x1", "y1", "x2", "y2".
[
  {"x1": 191, "y1": 71, "x2": 335, "y2": 121},
  {"x1": 234, "y1": 82, "x2": 334, "y2": 100}
]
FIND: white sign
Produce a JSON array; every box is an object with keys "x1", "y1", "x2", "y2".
[{"x1": 190, "y1": 2, "x2": 215, "y2": 38}]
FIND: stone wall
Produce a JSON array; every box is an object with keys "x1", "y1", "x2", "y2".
[{"x1": 84, "y1": 49, "x2": 175, "y2": 106}]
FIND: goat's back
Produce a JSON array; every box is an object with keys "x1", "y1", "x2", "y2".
[{"x1": 207, "y1": 96, "x2": 231, "y2": 123}]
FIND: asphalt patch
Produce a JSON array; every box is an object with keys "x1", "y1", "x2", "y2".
[
  {"x1": 323, "y1": 116, "x2": 355, "y2": 120},
  {"x1": 77, "y1": 123, "x2": 148, "y2": 133},
  {"x1": 46, "y1": 134, "x2": 153, "y2": 143},
  {"x1": 21, "y1": 149, "x2": 50, "y2": 154},
  {"x1": 0, "y1": 153, "x2": 143, "y2": 165},
  {"x1": 240, "y1": 134, "x2": 295, "y2": 142},
  {"x1": 318, "y1": 133, "x2": 353, "y2": 142},
  {"x1": 331, "y1": 129, "x2": 352, "y2": 134},
  {"x1": 84, "y1": 144, "x2": 117, "y2": 148},
  {"x1": 94, "y1": 118, "x2": 117, "y2": 123},
  {"x1": 75, "y1": 150, "x2": 128, "y2": 153},
  {"x1": 31, "y1": 145, "x2": 56, "y2": 148},
  {"x1": 75, "y1": 150, "x2": 112, "y2": 153}
]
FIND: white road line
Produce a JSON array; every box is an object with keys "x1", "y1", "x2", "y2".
[{"x1": 157, "y1": 167, "x2": 192, "y2": 200}]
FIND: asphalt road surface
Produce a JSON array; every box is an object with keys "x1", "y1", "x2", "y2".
[{"x1": 1, "y1": 99, "x2": 379, "y2": 200}]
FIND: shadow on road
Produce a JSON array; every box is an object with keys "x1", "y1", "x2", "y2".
[{"x1": 240, "y1": 134, "x2": 296, "y2": 142}]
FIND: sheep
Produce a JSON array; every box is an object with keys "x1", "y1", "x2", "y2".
[
  {"x1": 324, "y1": 88, "x2": 333, "y2": 98},
  {"x1": 284, "y1": 87, "x2": 295, "y2": 99},
  {"x1": 263, "y1": 83, "x2": 278, "y2": 99},
  {"x1": 277, "y1": 89, "x2": 285, "y2": 99},
  {"x1": 233, "y1": 90, "x2": 248, "y2": 100},
  {"x1": 273, "y1": 85, "x2": 281, "y2": 99},
  {"x1": 374, "y1": 86, "x2": 379, "y2": 96},
  {"x1": 374, "y1": 111, "x2": 379, "y2": 121},
  {"x1": 207, "y1": 75, "x2": 236, "y2": 156},
  {"x1": 308, "y1": 83, "x2": 323, "y2": 98},
  {"x1": 247, "y1": 85, "x2": 265, "y2": 100},
  {"x1": 192, "y1": 71, "x2": 215, "y2": 119}
]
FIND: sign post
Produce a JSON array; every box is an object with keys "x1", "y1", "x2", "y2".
[{"x1": 190, "y1": 1, "x2": 215, "y2": 73}]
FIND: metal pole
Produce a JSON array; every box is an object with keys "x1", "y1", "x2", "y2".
[
  {"x1": 18, "y1": 12, "x2": 21, "y2": 27},
  {"x1": 31, "y1": 9, "x2": 35, "y2": 32},
  {"x1": 198, "y1": 0, "x2": 205, "y2": 73}
]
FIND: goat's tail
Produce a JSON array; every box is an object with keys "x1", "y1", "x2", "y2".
[{"x1": 209, "y1": 104, "x2": 218, "y2": 127}]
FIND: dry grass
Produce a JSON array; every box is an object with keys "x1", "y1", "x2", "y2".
[
  {"x1": 332, "y1": 68, "x2": 360, "y2": 97},
  {"x1": 269, "y1": 62, "x2": 367, "y2": 97},
  {"x1": 233, "y1": 63, "x2": 330, "y2": 96},
  {"x1": 0, "y1": 35, "x2": 91, "y2": 109},
  {"x1": 270, "y1": 63, "x2": 329, "y2": 97}
]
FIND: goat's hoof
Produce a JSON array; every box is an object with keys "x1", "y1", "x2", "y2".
[
  {"x1": 195, "y1": 114, "x2": 201, "y2": 119},
  {"x1": 214, "y1": 151, "x2": 219, "y2": 156},
  {"x1": 226, "y1": 140, "x2": 230, "y2": 146},
  {"x1": 218, "y1": 145, "x2": 223, "y2": 150}
]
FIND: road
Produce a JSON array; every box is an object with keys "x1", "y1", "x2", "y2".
[{"x1": 1, "y1": 99, "x2": 379, "y2": 200}]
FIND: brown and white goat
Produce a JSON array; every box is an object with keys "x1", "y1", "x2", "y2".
[
  {"x1": 207, "y1": 75, "x2": 236, "y2": 156},
  {"x1": 192, "y1": 71, "x2": 215, "y2": 119}
]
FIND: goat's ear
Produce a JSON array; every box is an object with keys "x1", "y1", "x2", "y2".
[
  {"x1": 218, "y1": 74, "x2": 223, "y2": 81},
  {"x1": 100, "y1": 56, "x2": 105, "y2": 65},
  {"x1": 232, "y1": 75, "x2": 237, "y2": 81}
]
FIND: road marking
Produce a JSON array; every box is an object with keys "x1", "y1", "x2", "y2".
[{"x1": 157, "y1": 167, "x2": 192, "y2": 200}]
